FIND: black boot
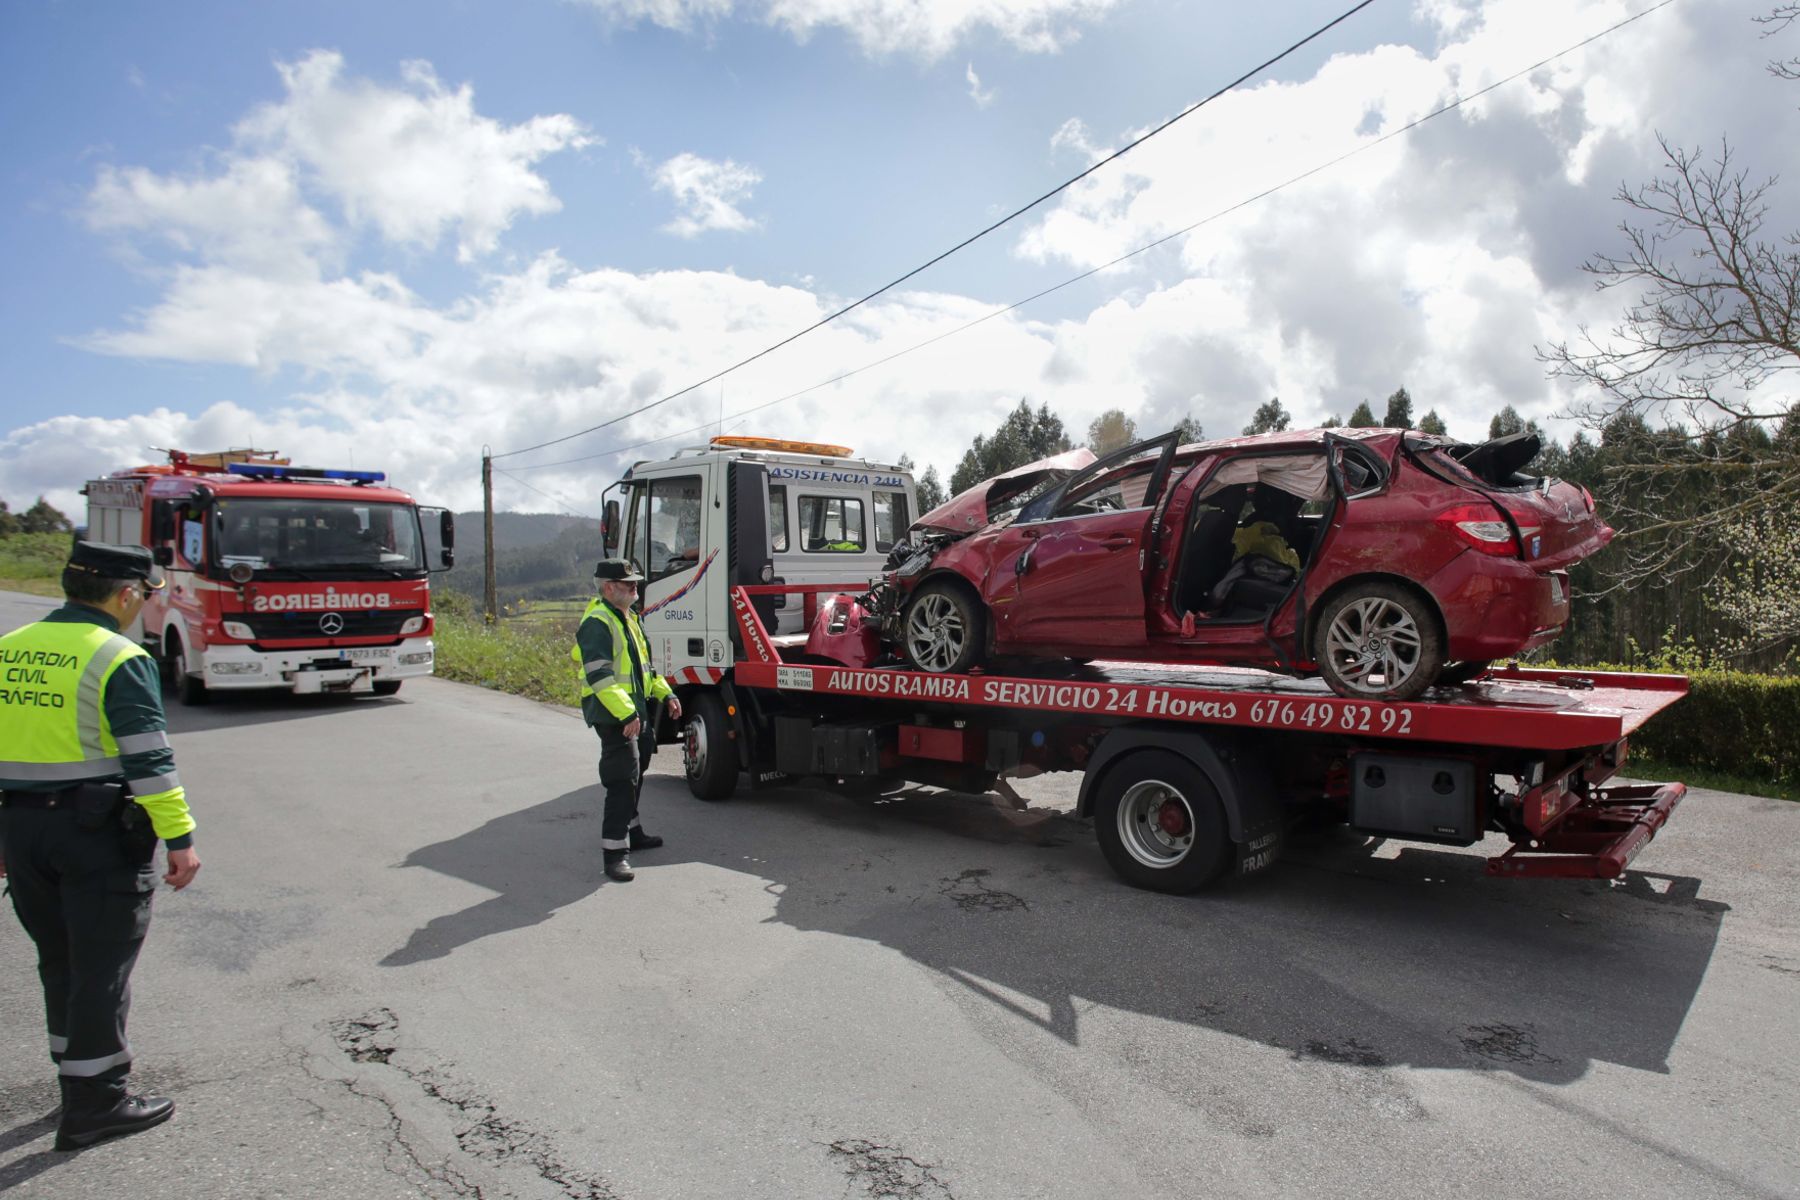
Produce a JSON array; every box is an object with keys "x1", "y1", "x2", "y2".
[
  {"x1": 629, "y1": 827, "x2": 663, "y2": 851},
  {"x1": 56, "y1": 1078, "x2": 174, "y2": 1151},
  {"x1": 604, "y1": 853, "x2": 635, "y2": 882}
]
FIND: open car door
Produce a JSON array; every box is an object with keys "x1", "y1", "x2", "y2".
[{"x1": 988, "y1": 434, "x2": 1179, "y2": 648}]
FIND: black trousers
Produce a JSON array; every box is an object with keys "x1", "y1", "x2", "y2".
[
  {"x1": 595, "y1": 721, "x2": 657, "y2": 857},
  {"x1": 1, "y1": 794, "x2": 157, "y2": 1105}
]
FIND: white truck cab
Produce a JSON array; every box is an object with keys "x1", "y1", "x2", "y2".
[{"x1": 604, "y1": 436, "x2": 916, "y2": 684}]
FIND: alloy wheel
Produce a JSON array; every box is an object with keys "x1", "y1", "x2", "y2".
[{"x1": 1322, "y1": 595, "x2": 1424, "y2": 695}]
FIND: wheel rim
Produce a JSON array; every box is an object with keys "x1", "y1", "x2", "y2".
[
  {"x1": 905, "y1": 593, "x2": 966, "y2": 672},
  {"x1": 685, "y1": 715, "x2": 708, "y2": 779},
  {"x1": 1323, "y1": 595, "x2": 1424, "y2": 695},
  {"x1": 1117, "y1": 779, "x2": 1195, "y2": 868}
]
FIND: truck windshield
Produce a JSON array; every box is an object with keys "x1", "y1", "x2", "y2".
[{"x1": 212, "y1": 498, "x2": 426, "y2": 575}]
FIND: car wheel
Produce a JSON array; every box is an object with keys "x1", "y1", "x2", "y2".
[
  {"x1": 684, "y1": 691, "x2": 738, "y2": 801},
  {"x1": 1315, "y1": 581, "x2": 1444, "y2": 702},
  {"x1": 1435, "y1": 660, "x2": 1493, "y2": 688},
  {"x1": 373, "y1": 680, "x2": 403, "y2": 696},
  {"x1": 901, "y1": 582, "x2": 986, "y2": 674},
  {"x1": 163, "y1": 631, "x2": 208, "y2": 706},
  {"x1": 1092, "y1": 750, "x2": 1233, "y2": 893}
]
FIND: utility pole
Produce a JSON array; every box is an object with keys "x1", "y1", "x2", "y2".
[{"x1": 481, "y1": 450, "x2": 496, "y2": 625}]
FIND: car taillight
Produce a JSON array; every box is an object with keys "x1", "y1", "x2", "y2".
[
  {"x1": 1436, "y1": 504, "x2": 1519, "y2": 556},
  {"x1": 1579, "y1": 485, "x2": 1595, "y2": 512}
]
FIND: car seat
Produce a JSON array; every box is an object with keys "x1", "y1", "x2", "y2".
[{"x1": 1174, "y1": 503, "x2": 1239, "y2": 615}]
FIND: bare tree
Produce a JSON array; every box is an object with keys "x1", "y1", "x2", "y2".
[{"x1": 1541, "y1": 132, "x2": 1799, "y2": 582}]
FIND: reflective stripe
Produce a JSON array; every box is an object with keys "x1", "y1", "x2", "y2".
[
  {"x1": 115, "y1": 731, "x2": 170, "y2": 754},
  {"x1": 599, "y1": 837, "x2": 629, "y2": 850},
  {"x1": 49, "y1": 1035, "x2": 69, "y2": 1055},
  {"x1": 0, "y1": 758, "x2": 124, "y2": 781},
  {"x1": 75, "y1": 634, "x2": 136, "y2": 758},
  {"x1": 628, "y1": 817, "x2": 642, "y2": 829},
  {"x1": 594, "y1": 674, "x2": 625, "y2": 691},
  {"x1": 582, "y1": 658, "x2": 614, "y2": 674},
  {"x1": 59, "y1": 1048, "x2": 133, "y2": 1078},
  {"x1": 128, "y1": 772, "x2": 181, "y2": 797}
]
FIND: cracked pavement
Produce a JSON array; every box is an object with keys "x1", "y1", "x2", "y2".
[{"x1": 2, "y1": 589, "x2": 1798, "y2": 1198}]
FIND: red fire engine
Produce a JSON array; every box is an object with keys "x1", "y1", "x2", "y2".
[{"x1": 82, "y1": 449, "x2": 454, "y2": 701}]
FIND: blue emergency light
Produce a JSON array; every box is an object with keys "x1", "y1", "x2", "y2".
[{"x1": 226, "y1": 463, "x2": 386, "y2": 484}]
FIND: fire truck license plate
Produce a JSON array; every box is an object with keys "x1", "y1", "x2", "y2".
[{"x1": 344, "y1": 648, "x2": 392, "y2": 662}]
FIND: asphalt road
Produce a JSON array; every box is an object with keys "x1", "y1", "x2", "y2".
[{"x1": 2, "y1": 588, "x2": 1797, "y2": 1200}]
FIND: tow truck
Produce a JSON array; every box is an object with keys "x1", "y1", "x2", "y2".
[{"x1": 608, "y1": 436, "x2": 1688, "y2": 893}]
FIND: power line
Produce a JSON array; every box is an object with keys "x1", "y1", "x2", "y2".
[
  {"x1": 492, "y1": 467, "x2": 595, "y2": 518},
  {"x1": 501, "y1": 0, "x2": 1679, "y2": 477},
  {"x1": 490, "y1": 0, "x2": 1382, "y2": 463}
]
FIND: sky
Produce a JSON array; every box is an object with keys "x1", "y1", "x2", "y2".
[{"x1": 0, "y1": 0, "x2": 1792, "y2": 518}]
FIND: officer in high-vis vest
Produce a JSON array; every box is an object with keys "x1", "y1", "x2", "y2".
[
  {"x1": 573, "y1": 559, "x2": 681, "y2": 882},
  {"x1": 0, "y1": 541, "x2": 201, "y2": 1152}
]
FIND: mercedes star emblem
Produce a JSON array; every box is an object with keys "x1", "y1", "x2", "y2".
[{"x1": 318, "y1": 612, "x2": 346, "y2": 636}]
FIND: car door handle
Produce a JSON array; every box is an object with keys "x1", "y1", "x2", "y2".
[{"x1": 1098, "y1": 534, "x2": 1134, "y2": 549}]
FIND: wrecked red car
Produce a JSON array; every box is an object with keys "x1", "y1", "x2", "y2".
[{"x1": 827, "y1": 427, "x2": 1611, "y2": 701}]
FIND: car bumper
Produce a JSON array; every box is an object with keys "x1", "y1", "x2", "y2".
[
  {"x1": 1424, "y1": 554, "x2": 1570, "y2": 661},
  {"x1": 198, "y1": 639, "x2": 436, "y2": 691}
]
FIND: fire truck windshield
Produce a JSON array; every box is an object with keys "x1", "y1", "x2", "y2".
[{"x1": 212, "y1": 498, "x2": 426, "y2": 576}]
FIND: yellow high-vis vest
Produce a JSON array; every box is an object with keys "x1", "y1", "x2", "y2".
[{"x1": 0, "y1": 621, "x2": 148, "y2": 783}]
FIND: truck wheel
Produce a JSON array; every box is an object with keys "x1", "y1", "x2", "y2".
[
  {"x1": 1315, "y1": 581, "x2": 1444, "y2": 702},
  {"x1": 163, "y1": 631, "x2": 208, "y2": 706},
  {"x1": 684, "y1": 692, "x2": 739, "y2": 801},
  {"x1": 1092, "y1": 750, "x2": 1232, "y2": 893},
  {"x1": 373, "y1": 680, "x2": 403, "y2": 696},
  {"x1": 901, "y1": 582, "x2": 985, "y2": 674}
]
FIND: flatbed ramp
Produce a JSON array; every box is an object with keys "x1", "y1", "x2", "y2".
[{"x1": 704, "y1": 584, "x2": 1690, "y2": 890}]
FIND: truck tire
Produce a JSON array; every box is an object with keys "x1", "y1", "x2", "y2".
[
  {"x1": 1314, "y1": 580, "x2": 1444, "y2": 702},
  {"x1": 1092, "y1": 749, "x2": 1232, "y2": 893},
  {"x1": 163, "y1": 630, "x2": 208, "y2": 706},
  {"x1": 900, "y1": 581, "x2": 986, "y2": 674},
  {"x1": 684, "y1": 691, "x2": 739, "y2": 801},
  {"x1": 373, "y1": 680, "x2": 403, "y2": 696}
]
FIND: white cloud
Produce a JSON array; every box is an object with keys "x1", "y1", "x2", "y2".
[
  {"x1": 966, "y1": 63, "x2": 997, "y2": 107},
  {"x1": 649, "y1": 152, "x2": 763, "y2": 237},
  {"x1": 237, "y1": 51, "x2": 594, "y2": 261},
  {"x1": 572, "y1": 0, "x2": 1121, "y2": 58},
  {"x1": 11, "y1": 0, "x2": 1792, "y2": 520}
]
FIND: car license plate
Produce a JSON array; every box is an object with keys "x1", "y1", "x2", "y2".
[{"x1": 345, "y1": 648, "x2": 391, "y2": 662}]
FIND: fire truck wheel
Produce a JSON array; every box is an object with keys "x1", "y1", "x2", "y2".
[
  {"x1": 1092, "y1": 750, "x2": 1231, "y2": 893},
  {"x1": 900, "y1": 581, "x2": 986, "y2": 674},
  {"x1": 684, "y1": 692, "x2": 739, "y2": 802},
  {"x1": 373, "y1": 680, "x2": 403, "y2": 696},
  {"x1": 162, "y1": 632, "x2": 208, "y2": 706}
]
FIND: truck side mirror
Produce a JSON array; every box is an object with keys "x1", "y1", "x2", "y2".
[
  {"x1": 150, "y1": 501, "x2": 175, "y2": 543},
  {"x1": 153, "y1": 545, "x2": 175, "y2": 567},
  {"x1": 603, "y1": 499, "x2": 620, "y2": 554},
  {"x1": 439, "y1": 510, "x2": 455, "y2": 567}
]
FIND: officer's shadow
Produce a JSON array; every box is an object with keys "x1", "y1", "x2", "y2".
[
  {"x1": 380, "y1": 785, "x2": 606, "y2": 967},
  {"x1": 0, "y1": 1105, "x2": 64, "y2": 1188}
]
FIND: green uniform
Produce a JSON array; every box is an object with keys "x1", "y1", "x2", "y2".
[
  {"x1": 0, "y1": 603, "x2": 195, "y2": 1103},
  {"x1": 573, "y1": 598, "x2": 673, "y2": 855}
]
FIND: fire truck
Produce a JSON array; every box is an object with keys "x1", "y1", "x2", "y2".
[
  {"x1": 83, "y1": 449, "x2": 454, "y2": 702},
  {"x1": 608, "y1": 436, "x2": 1688, "y2": 893}
]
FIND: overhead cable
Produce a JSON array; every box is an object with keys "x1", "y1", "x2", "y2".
[
  {"x1": 490, "y1": 0, "x2": 1382, "y2": 463},
  {"x1": 500, "y1": 0, "x2": 1678, "y2": 477}
]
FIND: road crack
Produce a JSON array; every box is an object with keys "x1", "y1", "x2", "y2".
[
  {"x1": 827, "y1": 1138, "x2": 954, "y2": 1199},
  {"x1": 326, "y1": 1007, "x2": 619, "y2": 1199},
  {"x1": 937, "y1": 868, "x2": 1029, "y2": 913}
]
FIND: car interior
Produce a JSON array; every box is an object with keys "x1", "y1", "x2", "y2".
[{"x1": 1171, "y1": 455, "x2": 1331, "y2": 623}]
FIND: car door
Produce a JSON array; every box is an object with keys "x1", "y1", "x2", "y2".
[{"x1": 992, "y1": 435, "x2": 1178, "y2": 648}]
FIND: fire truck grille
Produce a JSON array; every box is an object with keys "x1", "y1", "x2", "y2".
[{"x1": 242, "y1": 609, "x2": 423, "y2": 640}]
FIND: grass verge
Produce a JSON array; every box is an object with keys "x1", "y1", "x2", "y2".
[
  {"x1": 1626, "y1": 754, "x2": 1800, "y2": 803},
  {"x1": 432, "y1": 603, "x2": 583, "y2": 707},
  {"x1": 0, "y1": 531, "x2": 68, "y2": 597}
]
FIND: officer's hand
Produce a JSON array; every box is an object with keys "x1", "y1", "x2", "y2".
[
  {"x1": 623, "y1": 717, "x2": 643, "y2": 739},
  {"x1": 666, "y1": 696, "x2": 683, "y2": 721},
  {"x1": 165, "y1": 847, "x2": 201, "y2": 890}
]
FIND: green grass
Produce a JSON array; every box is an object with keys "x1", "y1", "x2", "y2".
[
  {"x1": 433, "y1": 603, "x2": 584, "y2": 707},
  {"x1": 0, "y1": 531, "x2": 68, "y2": 596},
  {"x1": 1626, "y1": 754, "x2": 1800, "y2": 803}
]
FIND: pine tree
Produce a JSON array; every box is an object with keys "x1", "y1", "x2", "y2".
[
  {"x1": 1347, "y1": 401, "x2": 1378, "y2": 428},
  {"x1": 1417, "y1": 409, "x2": 1448, "y2": 436},
  {"x1": 1382, "y1": 387, "x2": 1414, "y2": 429},
  {"x1": 1241, "y1": 398, "x2": 1291, "y2": 436}
]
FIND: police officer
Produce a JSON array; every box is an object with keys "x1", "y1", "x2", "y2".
[
  {"x1": 572, "y1": 559, "x2": 682, "y2": 882},
  {"x1": 0, "y1": 541, "x2": 201, "y2": 1152}
]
